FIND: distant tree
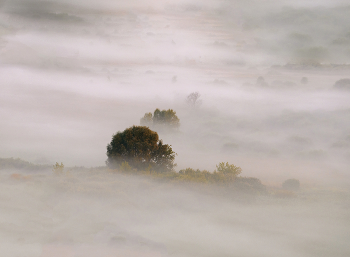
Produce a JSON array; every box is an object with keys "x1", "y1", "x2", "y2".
[
  {"x1": 207, "y1": 162, "x2": 243, "y2": 184},
  {"x1": 334, "y1": 78, "x2": 350, "y2": 90},
  {"x1": 106, "y1": 126, "x2": 176, "y2": 172},
  {"x1": 140, "y1": 112, "x2": 153, "y2": 127},
  {"x1": 301, "y1": 77, "x2": 308, "y2": 84},
  {"x1": 216, "y1": 162, "x2": 242, "y2": 176},
  {"x1": 140, "y1": 109, "x2": 180, "y2": 131},
  {"x1": 256, "y1": 76, "x2": 268, "y2": 87},
  {"x1": 186, "y1": 92, "x2": 202, "y2": 108},
  {"x1": 282, "y1": 179, "x2": 300, "y2": 191}
]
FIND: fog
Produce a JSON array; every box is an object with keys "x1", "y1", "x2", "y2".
[
  {"x1": 1, "y1": 168, "x2": 349, "y2": 257},
  {"x1": 1, "y1": 0, "x2": 350, "y2": 256}
]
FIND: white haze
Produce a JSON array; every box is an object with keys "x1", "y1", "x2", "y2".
[
  {"x1": 1, "y1": 169, "x2": 349, "y2": 257},
  {"x1": 0, "y1": 0, "x2": 350, "y2": 256}
]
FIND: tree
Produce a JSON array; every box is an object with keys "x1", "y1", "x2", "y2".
[
  {"x1": 282, "y1": 179, "x2": 300, "y2": 191},
  {"x1": 334, "y1": 78, "x2": 350, "y2": 90},
  {"x1": 186, "y1": 92, "x2": 202, "y2": 108},
  {"x1": 140, "y1": 109, "x2": 180, "y2": 131},
  {"x1": 213, "y1": 162, "x2": 242, "y2": 183},
  {"x1": 106, "y1": 126, "x2": 176, "y2": 172}
]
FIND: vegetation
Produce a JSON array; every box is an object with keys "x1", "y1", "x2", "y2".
[
  {"x1": 215, "y1": 162, "x2": 242, "y2": 182},
  {"x1": 0, "y1": 155, "x2": 268, "y2": 196},
  {"x1": 52, "y1": 162, "x2": 65, "y2": 175},
  {"x1": 0, "y1": 157, "x2": 50, "y2": 171},
  {"x1": 334, "y1": 78, "x2": 350, "y2": 90},
  {"x1": 282, "y1": 179, "x2": 300, "y2": 191},
  {"x1": 186, "y1": 92, "x2": 202, "y2": 108},
  {"x1": 110, "y1": 160, "x2": 266, "y2": 194},
  {"x1": 140, "y1": 108, "x2": 180, "y2": 131},
  {"x1": 106, "y1": 126, "x2": 176, "y2": 172},
  {"x1": 301, "y1": 77, "x2": 308, "y2": 84}
]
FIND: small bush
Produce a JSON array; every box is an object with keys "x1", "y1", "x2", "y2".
[
  {"x1": 301, "y1": 77, "x2": 308, "y2": 84},
  {"x1": 282, "y1": 179, "x2": 300, "y2": 191},
  {"x1": 334, "y1": 78, "x2": 350, "y2": 90},
  {"x1": 106, "y1": 126, "x2": 176, "y2": 172},
  {"x1": 186, "y1": 92, "x2": 202, "y2": 108},
  {"x1": 234, "y1": 177, "x2": 267, "y2": 194},
  {"x1": 53, "y1": 162, "x2": 64, "y2": 175},
  {"x1": 256, "y1": 76, "x2": 268, "y2": 87}
]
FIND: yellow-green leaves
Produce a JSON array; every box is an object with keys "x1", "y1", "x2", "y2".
[
  {"x1": 216, "y1": 162, "x2": 242, "y2": 176},
  {"x1": 140, "y1": 108, "x2": 180, "y2": 131},
  {"x1": 52, "y1": 162, "x2": 64, "y2": 175}
]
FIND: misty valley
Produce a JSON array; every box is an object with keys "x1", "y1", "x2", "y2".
[{"x1": 1, "y1": 0, "x2": 350, "y2": 256}]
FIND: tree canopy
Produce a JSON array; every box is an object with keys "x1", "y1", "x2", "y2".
[
  {"x1": 106, "y1": 126, "x2": 176, "y2": 172},
  {"x1": 140, "y1": 108, "x2": 180, "y2": 131},
  {"x1": 186, "y1": 92, "x2": 202, "y2": 108}
]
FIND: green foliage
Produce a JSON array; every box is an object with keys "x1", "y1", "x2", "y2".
[
  {"x1": 165, "y1": 163, "x2": 266, "y2": 194},
  {"x1": 178, "y1": 168, "x2": 211, "y2": 183},
  {"x1": 53, "y1": 162, "x2": 64, "y2": 175},
  {"x1": 176, "y1": 162, "x2": 242, "y2": 184},
  {"x1": 140, "y1": 109, "x2": 180, "y2": 131},
  {"x1": 215, "y1": 162, "x2": 242, "y2": 182},
  {"x1": 119, "y1": 161, "x2": 133, "y2": 172},
  {"x1": 106, "y1": 126, "x2": 176, "y2": 172}
]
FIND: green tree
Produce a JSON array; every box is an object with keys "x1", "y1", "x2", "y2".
[
  {"x1": 214, "y1": 162, "x2": 242, "y2": 183},
  {"x1": 106, "y1": 126, "x2": 176, "y2": 172},
  {"x1": 140, "y1": 108, "x2": 180, "y2": 131}
]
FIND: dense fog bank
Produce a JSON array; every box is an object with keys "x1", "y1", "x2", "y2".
[{"x1": 0, "y1": 168, "x2": 349, "y2": 257}]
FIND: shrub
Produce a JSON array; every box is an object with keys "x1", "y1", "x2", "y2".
[
  {"x1": 234, "y1": 177, "x2": 266, "y2": 194},
  {"x1": 256, "y1": 76, "x2": 268, "y2": 87},
  {"x1": 52, "y1": 162, "x2": 64, "y2": 175},
  {"x1": 178, "y1": 168, "x2": 211, "y2": 183},
  {"x1": 282, "y1": 179, "x2": 300, "y2": 191},
  {"x1": 106, "y1": 126, "x2": 176, "y2": 172},
  {"x1": 334, "y1": 78, "x2": 350, "y2": 90},
  {"x1": 301, "y1": 77, "x2": 308, "y2": 84}
]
